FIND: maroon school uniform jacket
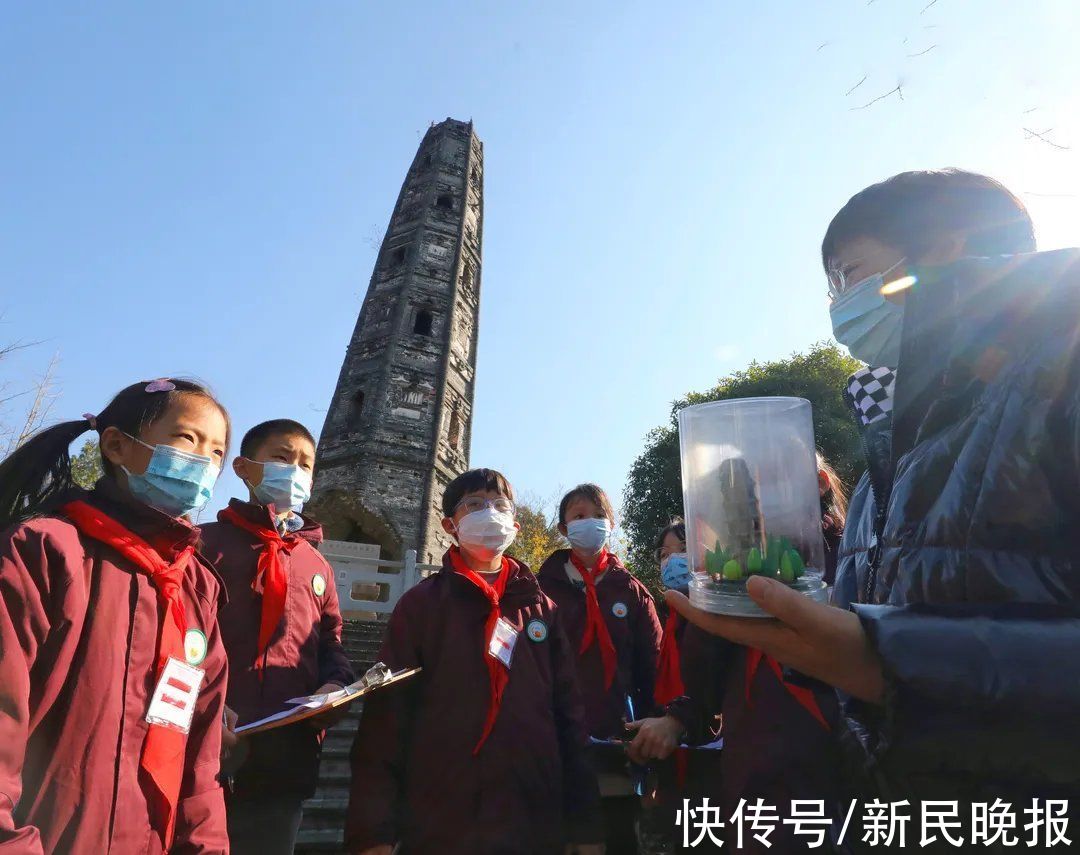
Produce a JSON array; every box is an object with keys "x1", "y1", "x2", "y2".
[
  {"x1": 650, "y1": 616, "x2": 725, "y2": 852},
  {"x1": 0, "y1": 480, "x2": 229, "y2": 855},
  {"x1": 665, "y1": 618, "x2": 726, "y2": 747},
  {"x1": 537, "y1": 550, "x2": 663, "y2": 738},
  {"x1": 199, "y1": 499, "x2": 354, "y2": 799},
  {"x1": 346, "y1": 553, "x2": 602, "y2": 855}
]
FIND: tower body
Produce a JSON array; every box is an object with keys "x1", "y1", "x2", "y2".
[{"x1": 311, "y1": 118, "x2": 483, "y2": 562}]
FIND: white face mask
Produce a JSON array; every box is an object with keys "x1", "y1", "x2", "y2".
[
  {"x1": 455, "y1": 507, "x2": 518, "y2": 562},
  {"x1": 566, "y1": 517, "x2": 612, "y2": 554}
]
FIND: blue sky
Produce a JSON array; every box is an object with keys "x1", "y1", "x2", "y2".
[{"x1": 3, "y1": 1, "x2": 1079, "y2": 524}]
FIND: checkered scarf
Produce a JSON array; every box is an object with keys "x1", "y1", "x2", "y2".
[{"x1": 847, "y1": 367, "x2": 896, "y2": 427}]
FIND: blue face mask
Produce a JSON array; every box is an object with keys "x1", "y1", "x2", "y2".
[
  {"x1": 122, "y1": 438, "x2": 219, "y2": 518},
  {"x1": 566, "y1": 518, "x2": 612, "y2": 554},
  {"x1": 829, "y1": 260, "x2": 906, "y2": 367},
  {"x1": 660, "y1": 553, "x2": 691, "y2": 590},
  {"x1": 251, "y1": 461, "x2": 313, "y2": 513}
]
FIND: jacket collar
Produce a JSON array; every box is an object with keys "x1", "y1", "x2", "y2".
[
  {"x1": 536, "y1": 548, "x2": 627, "y2": 586},
  {"x1": 848, "y1": 250, "x2": 1080, "y2": 478},
  {"x1": 220, "y1": 497, "x2": 324, "y2": 546},
  {"x1": 84, "y1": 476, "x2": 203, "y2": 559},
  {"x1": 438, "y1": 550, "x2": 541, "y2": 605}
]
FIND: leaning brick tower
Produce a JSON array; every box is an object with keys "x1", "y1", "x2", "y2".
[{"x1": 310, "y1": 118, "x2": 483, "y2": 562}]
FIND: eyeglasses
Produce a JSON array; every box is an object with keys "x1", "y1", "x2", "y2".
[
  {"x1": 827, "y1": 257, "x2": 907, "y2": 301},
  {"x1": 455, "y1": 496, "x2": 515, "y2": 515}
]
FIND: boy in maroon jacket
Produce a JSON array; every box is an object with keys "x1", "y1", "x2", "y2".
[
  {"x1": 200, "y1": 419, "x2": 354, "y2": 855},
  {"x1": 537, "y1": 484, "x2": 662, "y2": 852},
  {"x1": 346, "y1": 468, "x2": 603, "y2": 855}
]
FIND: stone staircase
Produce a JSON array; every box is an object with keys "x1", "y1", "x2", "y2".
[{"x1": 295, "y1": 619, "x2": 387, "y2": 853}]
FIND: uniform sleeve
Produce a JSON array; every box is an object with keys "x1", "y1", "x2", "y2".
[
  {"x1": 0, "y1": 526, "x2": 61, "y2": 855},
  {"x1": 854, "y1": 603, "x2": 1080, "y2": 776},
  {"x1": 631, "y1": 585, "x2": 663, "y2": 719},
  {"x1": 548, "y1": 609, "x2": 604, "y2": 845},
  {"x1": 666, "y1": 626, "x2": 734, "y2": 745},
  {"x1": 172, "y1": 601, "x2": 229, "y2": 855},
  {"x1": 316, "y1": 554, "x2": 355, "y2": 687},
  {"x1": 344, "y1": 592, "x2": 422, "y2": 852}
]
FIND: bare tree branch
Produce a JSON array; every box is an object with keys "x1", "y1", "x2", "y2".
[
  {"x1": 845, "y1": 76, "x2": 868, "y2": 96},
  {"x1": 907, "y1": 45, "x2": 937, "y2": 58},
  {"x1": 0, "y1": 340, "x2": 39, "y2": 362},
  {"x1": 7, "y1": 352, "x2": 60, "y2": 454},
  {"x1": 851, "y1": 85, "x2": 904, "y2": 111},
  {"x1": 816, "y1": 41, "x2": 830, "y2": 52},
  {"x1": 1023, "y1": 127, "x2": 1071, "y2": 150},
  {"x1": 920, "y1": 0, "x2": 940, "y2": 13},
  {"x1": 0, "y1": 389, "x2": 33, "y2": 408}
]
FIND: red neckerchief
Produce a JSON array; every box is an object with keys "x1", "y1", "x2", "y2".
[
  {"x1": 62, "y1": 500, "x2": 195, "y2": 849},
  {"x1": 448, "y1": 547, "x2": 513, "y2": 754},
  {"x1": 219, "y1": 506, "x2": 300, "y2": 675},
  {"x1": 654, "y1": 609, "x2": 685, "y2": 706},
  {"x1": 569, "y1": 549, "x2": 618, "y2": 690},
  {"x1": 745, "y1": 648, "x2": 830, "y2": 730}
]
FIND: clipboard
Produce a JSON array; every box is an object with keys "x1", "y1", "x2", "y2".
[{"x1": 235, "y1": 667, "x2": 421, "y2": 735}]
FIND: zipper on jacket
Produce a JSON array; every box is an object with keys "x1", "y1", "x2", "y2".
[{"x1": 844, "y1": 386, "x2": 890, "y2": 604}]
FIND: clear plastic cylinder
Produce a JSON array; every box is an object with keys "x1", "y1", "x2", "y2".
[{"x1": 678, "y1": 397, "x2": 825, "y2": 586}]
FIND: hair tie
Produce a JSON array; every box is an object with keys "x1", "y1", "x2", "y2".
[
  {"x1": 144, "y1": 378, "x2": 176, "y2": 393},
  {"x1": 82, "y1": 413, "x2": 98, "y2": 430}
]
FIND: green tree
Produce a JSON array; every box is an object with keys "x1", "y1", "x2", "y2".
[
  {"x1": 509, "y1": 496, "x2": 565, "y2": 572},
  {"x1": 621, "y1": 342, "x2": 864, "y2": 575},
  {"x1": 71, "y1": 439, "x2": 104, "y2": 489}
]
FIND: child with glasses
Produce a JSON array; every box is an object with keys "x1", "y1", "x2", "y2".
[{"x1": 346, "y1": 468, "x2": 604, "y2": 855}]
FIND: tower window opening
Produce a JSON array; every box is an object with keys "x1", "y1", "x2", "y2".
[
  {"x1": 413, "y1": 309, "x2": 434, "y2": 336},
  {"x1": 447, "y1": 402, "x2": 462, "y2": 449},
  {"x1": 436, "y1": 193, "x2": 453, "y2": 211},
  {"x1": 389, "y1": 246, "x2": 407, "y2": 267},
  {"x1": 350, "y1": 390, "x2": 365, "y2": 431}
]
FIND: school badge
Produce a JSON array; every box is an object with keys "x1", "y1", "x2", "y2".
[
  {"x1": 611, "y1": 602, "x2": 629, "y2": 619},
  {"x1": 526, "y1": 619, "x2": 548, "y2": 643},
  {"x1": 312, "y1": 573, "x2": 327, "y2": 597},
  {"x1": 184, "y1": 628, "x2": 207, "y2": 666}
]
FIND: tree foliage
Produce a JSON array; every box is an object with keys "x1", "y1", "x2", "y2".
[
  {"x1": 621, "y1": 342, "x2": 864, "y2": 575},
  {"x1": 510, "y1": 496, "x2": 565, "y2": 572},
  {"x1": 71, "y1": 439, "x2": 104, "y2": 489}
]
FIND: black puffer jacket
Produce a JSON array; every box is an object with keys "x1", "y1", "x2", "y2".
[{"x1": 834, "y1": 250, "x2": 1080, "y2": 816}]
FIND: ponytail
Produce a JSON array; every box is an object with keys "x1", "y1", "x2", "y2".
[
  {"x1": 0, "y1": 419, "x2": 95, "y2": 531},
  {"x1": 0, "y1": 377, "x2": 229, "y2": 532}
]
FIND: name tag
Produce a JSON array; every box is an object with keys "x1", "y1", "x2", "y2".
[
  {"x1": 146, "y1": 657, "x2": 205, "y2": 735},
  {"x1": 487, "y1": 617, "x2": 518, "y2": 669}
]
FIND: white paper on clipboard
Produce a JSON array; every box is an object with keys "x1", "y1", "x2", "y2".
[{"x1": 234, "y1": 666, "x2": 421, "y2": 735}]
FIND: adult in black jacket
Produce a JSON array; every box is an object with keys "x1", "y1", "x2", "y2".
[{"x1": 668, "y1": 170, "x2": 1080, "y2": 838}]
